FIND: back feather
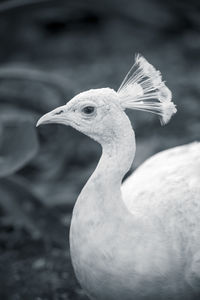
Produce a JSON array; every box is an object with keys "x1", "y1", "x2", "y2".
[{"x1": 117, "y1": 54, "x2": 177, "y2": 125}]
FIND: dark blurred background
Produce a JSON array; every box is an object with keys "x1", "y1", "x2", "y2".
[{"x1": 0, "y1": 0, "x2": 199, "y2": 299}]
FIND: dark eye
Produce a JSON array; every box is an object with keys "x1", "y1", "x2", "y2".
[
  {"x1": 82, "y1": 106, "x2": 95, "y2": 115},
  {"x1": 55, "y1": 110, "x2": 64, "y2": 115}
]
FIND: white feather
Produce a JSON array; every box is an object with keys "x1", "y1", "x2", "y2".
[{"x1": 117, "y1": 54, "x2": 177, "y2": 125}]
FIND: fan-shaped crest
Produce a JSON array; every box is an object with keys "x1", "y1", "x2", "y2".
[{"x1": 117, "y1": 54, "x2": 177, "y2": 125}]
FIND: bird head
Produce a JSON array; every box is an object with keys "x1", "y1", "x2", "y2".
[
  {"x1": 36, "y1": 88, "x2": 126, "y2": 144},
  {"x1": 37, "y1": 55, "x2": 177, "y2": 142}
]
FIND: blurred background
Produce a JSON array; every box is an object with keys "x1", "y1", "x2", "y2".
[{"x1": 0, "y1": 0, "x2": 199, "y2": 299}]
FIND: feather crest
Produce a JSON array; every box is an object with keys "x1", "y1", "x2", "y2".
[{"x1": 117, "y1": 54, "x2": 177, "y2": 125}]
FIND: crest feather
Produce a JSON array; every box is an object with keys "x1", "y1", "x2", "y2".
[{"x1": 117, "y1": 54, "x2": 177, "y2": 125}]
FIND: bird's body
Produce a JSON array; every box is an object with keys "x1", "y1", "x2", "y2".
[
  {"x1": 70, "y1": 115, "x2": 200, "y2": 300},
  {"x1": 37, "y1": 55, "x2": 200, "y2": 299},
  {"x1": 123, "y1": 142, "x2": 200, "y2": 240}
]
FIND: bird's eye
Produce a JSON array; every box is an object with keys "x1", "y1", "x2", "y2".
[
  {"x1": 81, "y1": 106, "x2": 95, "y2": 115},
  {"x1": 55, "y1": 110, "x2": 64, "y2": 115}
]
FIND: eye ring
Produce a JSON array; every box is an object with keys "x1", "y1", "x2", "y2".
[{"x1": 81, "y1": 106, "x2": 95, "y2": 115}]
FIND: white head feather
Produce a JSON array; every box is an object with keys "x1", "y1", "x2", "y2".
[{"x1": 117, "y1": 54, "x2": 177, "y2": 125}]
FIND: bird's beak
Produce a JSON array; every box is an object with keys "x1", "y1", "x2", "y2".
[{"x1": 36, "y1": 105, "x2": 67, "y2": 127}]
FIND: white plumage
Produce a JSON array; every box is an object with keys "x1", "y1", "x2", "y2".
[{"x1": 37, "y1": 55, "x2": 200, "y2": 300}]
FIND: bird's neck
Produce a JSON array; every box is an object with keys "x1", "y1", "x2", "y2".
[
  {"x1": 70, "y1": 116, "x2": 138, "y2": 287},
  {"x1": 95, "y1": 118, "x2": 135, "y2": 186},
  {"x1": 80, "y1": 114, "x2": 136, "y2": 215}
]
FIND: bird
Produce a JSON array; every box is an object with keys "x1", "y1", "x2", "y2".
[{"x1": 37, "y1": 55, "x2": 200, "y2": 300}]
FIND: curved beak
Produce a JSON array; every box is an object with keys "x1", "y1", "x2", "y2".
[{"x1": 36, "y1": 105, "x2": 67, "y2": 127}]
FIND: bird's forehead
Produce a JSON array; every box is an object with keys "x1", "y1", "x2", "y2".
[{"x1": 67, "y1": 88, "x2": 118, "y2": 107}]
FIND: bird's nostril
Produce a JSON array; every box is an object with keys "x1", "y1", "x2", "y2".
[{"x1": 55, "y1": 110, "x2": 64, "y2": 115}]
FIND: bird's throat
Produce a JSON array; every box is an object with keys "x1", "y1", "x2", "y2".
[
  {"x1": 95, "y1": 117, "x2": 136, "y2": 185},
  {"x1": 71, "y1": 114, "x2": 136, "y2": 219}
]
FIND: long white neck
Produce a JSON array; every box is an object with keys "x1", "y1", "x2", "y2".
[
  {"x1": 77, "y1": 112, "x2": 136, "y2": 217},
  {"x1": 93, "y1": 114, "x2": 135, "y2": 185}
]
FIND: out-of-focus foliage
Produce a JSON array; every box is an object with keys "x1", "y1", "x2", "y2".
[
  {"x1": 0, "y1": 0, "x2": 199, "y2": 299},
  {"x1": 0, "y1": 120, "x2": 38, "y2": 177}
]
